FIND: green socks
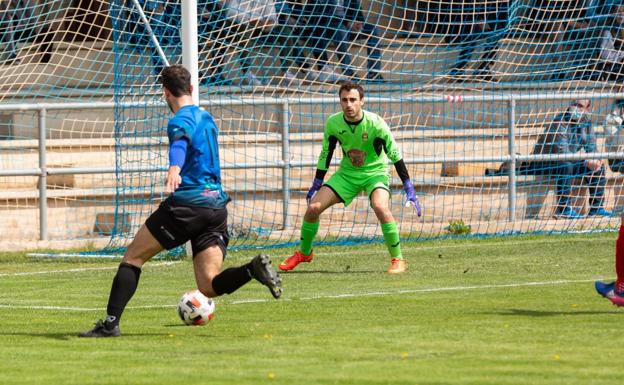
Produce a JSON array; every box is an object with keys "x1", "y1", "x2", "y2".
[
  {"x1": 300, "y1": 220, "x2": 320, "y2": 256},
  {"x1": 381, "y1": 222, "x2": 402, "y2": 260},
  {"x1": 300, "y1": 221, "x2": 400, "y2": 259}
]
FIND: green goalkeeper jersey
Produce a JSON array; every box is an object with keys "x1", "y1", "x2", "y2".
[{"x1": 317, "y1": 110, "x2": 402, "y2": 175}]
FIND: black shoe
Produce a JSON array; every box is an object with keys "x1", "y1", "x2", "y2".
[
  {"x1": 78, "y1": 320, "x2": 121, "y2": 338},
  {"x1": 250, "y1": 254, "x2": 283, "y2": 299}
]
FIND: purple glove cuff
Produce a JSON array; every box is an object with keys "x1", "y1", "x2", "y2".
[
  {"x1": 306, "y1": 178, "x2": 324, "y2": 204},
  {"x1": 403, "y1": 179, "x2": 415, "y2": 198},
  {"x1": 311, "y1": 178, "x2": 323, "y2": 190}
]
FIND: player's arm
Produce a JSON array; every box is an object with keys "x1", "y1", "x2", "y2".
[
  {"x1": 166, "y1": 118, "x2": 192, "y2": 193},
  {"x1": 380, "y1": 121, "x2": 421, "y2": 215},
  {"x1": 307, "y1": 126, "x2": 338, "y2": 204},
  {"x1": 166, "y1": 138, "x2": 187, "y2": 193}
]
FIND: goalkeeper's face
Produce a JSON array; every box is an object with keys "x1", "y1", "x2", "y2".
[{"x1": 340, "y1": 89, "x2": 364, "y2": 122}]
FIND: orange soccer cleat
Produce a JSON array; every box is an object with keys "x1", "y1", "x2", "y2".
[
  {"x1": 387, "y1": 258, "x2": 408, "y2": 274},
  {"x1": 279, "y1": 250, "x2": 314, "y2": 271}
]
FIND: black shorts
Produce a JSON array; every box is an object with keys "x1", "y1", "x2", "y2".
[{"x1": 145, "y1": 197, "x2": 230, "y2": 258}]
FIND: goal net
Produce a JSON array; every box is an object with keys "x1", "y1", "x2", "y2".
[{"x1": 1, "y1": 0, "x2": 623, "y2": 252}]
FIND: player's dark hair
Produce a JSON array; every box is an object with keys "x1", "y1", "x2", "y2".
[
  {"x1": 339, "y1": 82, "x2": 364, "y2": 99},
  {"x1": 616, "y1": 99, "x2": 624, "y2": 107},
  {"x1": 160, "y1": 65, "x2": 192, "y2": 97}
]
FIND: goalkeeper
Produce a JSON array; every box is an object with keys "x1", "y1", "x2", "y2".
[{"x1": 279, "y1": 82, "x2": 421, "y2": 274}]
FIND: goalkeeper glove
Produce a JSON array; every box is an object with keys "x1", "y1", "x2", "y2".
[
  {"x1": 403, "y1": 179, "x2": 422, "y2": 217},
  {"x1": 306, "y1": 178, "x2": 324, "y2": 205}
]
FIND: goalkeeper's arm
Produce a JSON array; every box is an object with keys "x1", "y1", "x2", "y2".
[{"x1": 394, "y1": 159, "x2": 421, "y2": 215}]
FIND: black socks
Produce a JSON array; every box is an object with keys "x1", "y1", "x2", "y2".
[
  {"x1": 211, "y1": 264, "x2": 252, "y2": 295},
  {"x1": 105, "y1": 262, "x2": 142, "y2": 327}
]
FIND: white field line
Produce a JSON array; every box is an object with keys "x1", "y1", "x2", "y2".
[
  {"x1": 0, "y1": 261, "x2": 181, "y2": 277},
  {"x1": 0, "y1": 278, "x2": 602, "y2": 312}
]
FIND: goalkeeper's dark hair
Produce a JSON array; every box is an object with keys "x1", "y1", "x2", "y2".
[
  {"x1": 338, "y1": 81, "x2": 364, "y2": 100},
  {"x1": 160, "y1": 65, "x2": 192, "y2": 97}
]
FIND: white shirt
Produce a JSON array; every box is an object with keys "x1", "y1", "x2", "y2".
[{"x1": 225, "y1": 0, "x2": 277, "y2": 25}]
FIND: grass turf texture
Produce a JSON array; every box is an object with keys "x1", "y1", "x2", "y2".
[{"x1": 0, "y1": 233, "x2": 621, "y2": 385}]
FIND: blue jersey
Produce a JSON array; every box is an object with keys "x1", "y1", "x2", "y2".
[{"x1": 167, "y1": 105, "x2": 230, "y2": 208}]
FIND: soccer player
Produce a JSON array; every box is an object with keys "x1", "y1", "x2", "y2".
[
  {"x1": 595, "y1": 214, "x2": 624, "y2": 307},
  {"x1": 79, "y1": 65, "x2": 282, "y2": 337},
  {"x1": 595, "y1": 98, "x2": 624, "y2": 306},
  {"x1": 279, "y1": 82, "x2": 421, "y2": 274}
]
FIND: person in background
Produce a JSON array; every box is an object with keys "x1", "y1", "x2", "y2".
[
  {"x1": 444, "y1": 0, "x2": 511, "y2": 82},
  {"x1": 278, "y1": 0, "x2": 385, "y2": 83},
  {"x1": 531, "y1": 99, "x2": 612, "y2": 219}
]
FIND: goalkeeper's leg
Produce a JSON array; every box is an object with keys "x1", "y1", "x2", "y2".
[
  {"x1": 370, "y1": 188, "x2": 407, "y2": 274},
  {"x1": 279, "y1": 186, "x2": 342, "y2": 271}
]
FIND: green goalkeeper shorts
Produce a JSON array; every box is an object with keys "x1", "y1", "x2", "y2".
[{"x1": 324, "y1": 168, "x2": 390, "y2": 206}]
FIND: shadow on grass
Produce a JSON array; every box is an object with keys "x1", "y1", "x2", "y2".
[
  {"x1": 487, "y1": 308, "x2": 621, "y2": 317},
  {"x1": 0, "y1": 331, "x2": 177, "y2": 340},
  {"x1": 279, "y1": 269, "x2": 378, "y2": 274}
]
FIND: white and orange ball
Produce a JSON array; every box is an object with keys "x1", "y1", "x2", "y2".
[{"x1": 177, "y1": 289, "x2": 215, "y2": 326}]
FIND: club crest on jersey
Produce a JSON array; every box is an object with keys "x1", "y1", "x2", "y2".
[{"x1": 362, "y1": 132, "x2": 368, "y2": 141}]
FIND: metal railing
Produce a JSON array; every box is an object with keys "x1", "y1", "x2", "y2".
[{"x1": 1, "y1": 93, "x2": 624, "y2": 240}]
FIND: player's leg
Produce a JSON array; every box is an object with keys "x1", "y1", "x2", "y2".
[
  {"x1": 327, "y1": 22, "x2": 354, "y2": 77},
  {"x1": 369, "y1": 186, "x2": 407, "y2": 274},
  {"x1": 281, "y1": 170, "x2": 360, "y2": 271},
  {"x1": 552, "y1": 161, "x2": 581, "y2": 218},
  {"x1": 581, "y1": 162, "x2": 611, "y2": 216},
  {"x1": 192, "y1": 211, "x2": 282, "y2": 299},
  {"x1": 279, "y1": 185, "x2": 343, "y2": 271},
  {"x1": 78, "y1": 224, "x2": 165, "y2": 337},
  {"x1": 596, "y1": 213, "x2": 624, "y2": 306},
  {"x1": 361, "y1": 23, "x2": 383, "y2": 81},
  {"x1": 616, "y1": 213, "x2": 624, "y2": 299},
  {"x1": 79, "y1": 199, "x2": 186, "y2": 337},
  {"x1": 192, "y1": 245, "x2": 224, "y2": 298}
]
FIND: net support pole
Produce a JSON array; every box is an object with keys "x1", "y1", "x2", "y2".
[
  {"x1": 507, "y1": 97, "x2": 517, "y2": 222},
  {"x1": 38, "y1": 108, "x2": 48, "y2": 240},
  {"x1": 181, "y1": 0, "x2": 199, "y2": 104},
  {"x1": 182, "y1": 1, "x2": 199, "y2": 256},
  {"x1": 130, "y1": 0, "x2": 170, "y2": 68},
  {"x1": 281, "y1": 101, "x2": 291, "y2": 229}
]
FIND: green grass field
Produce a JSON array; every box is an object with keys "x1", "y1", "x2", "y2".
[{"x1": 0, "y1": 233, "x2": 622, "y2": 385}]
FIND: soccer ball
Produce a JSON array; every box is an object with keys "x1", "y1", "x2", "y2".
[{"x1": 177, "y1": 289, "x2": 215, "y2": 326}]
